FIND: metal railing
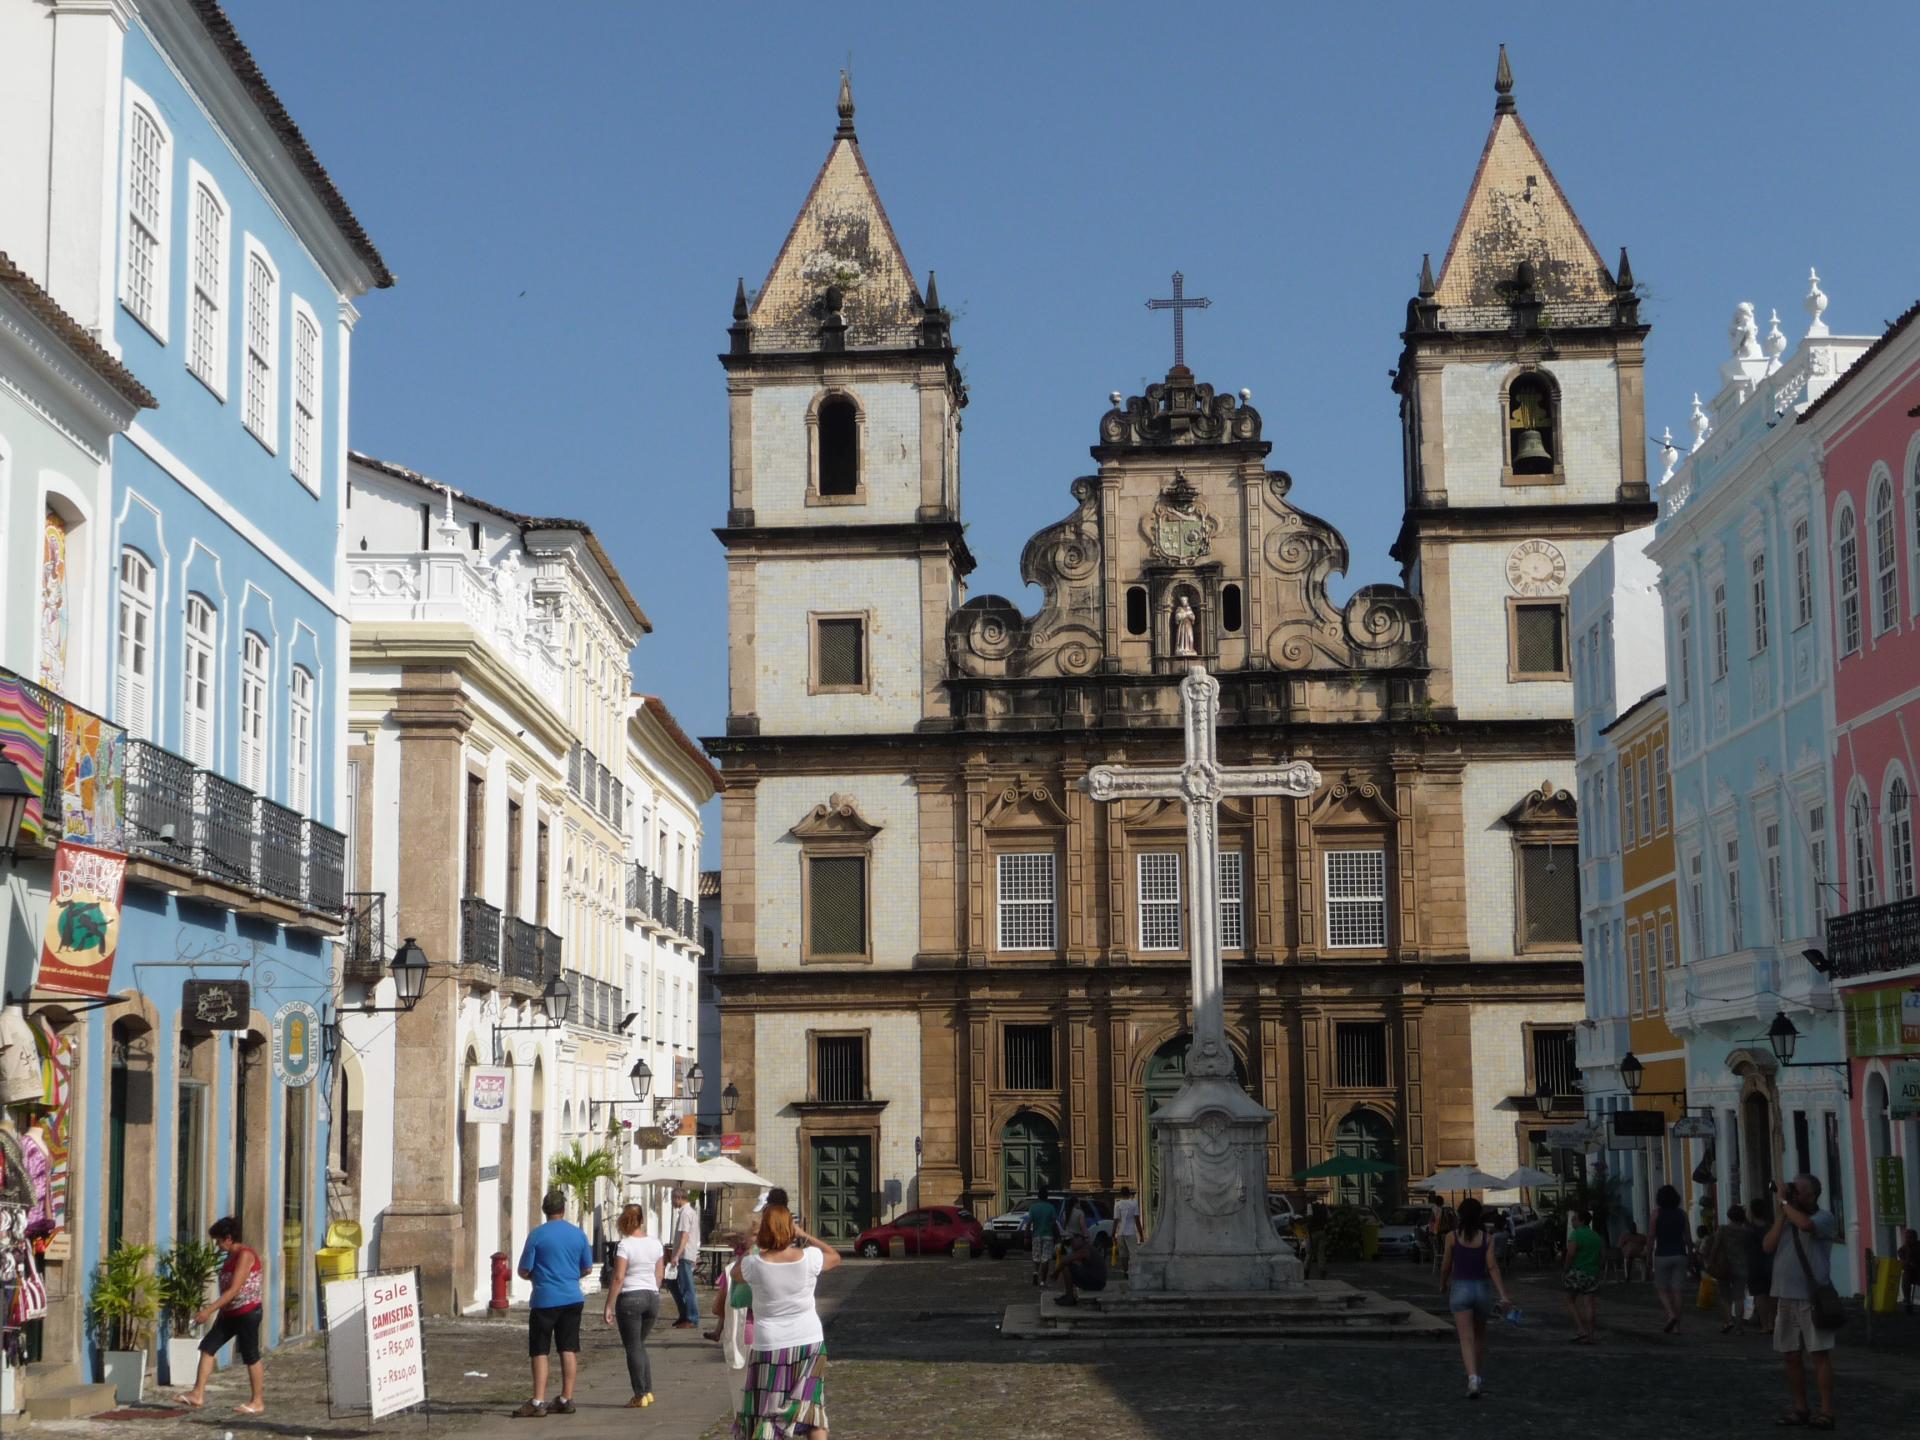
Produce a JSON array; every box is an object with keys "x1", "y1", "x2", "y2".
[
  {"x1": 125, "y1": 739, "x2": 195, "y2": 860},
  {"x1": 626, "y1": 863, "x2": 647, "y2": 911},
  {"x1": 536, "y1": 925, "x2": 563, "y2": 978},
  {"x1": 504, "y1": 915, "x2": 541, "y2": 982},
  {"x1": 681, "y1": 897, "x2": 697, "y2": 940},
  {"x1": 1825, "y1": 896, "x2": 1920, "y2": 978},
  {"x1": 461, "y1": 894, "x2": 502, "y2": 971},
  {"x1": 306, "y1": 820, "x2": 346, "y2": 912},
  {"x1": 254, "y1": 796, "x2": 305, "y2": 903},
  {"x1": 194, "y1": 771, "x2": 255, "y2": 889},
  {"x1": 342, "y1": 892, "x2": 386, "y2": 983}
]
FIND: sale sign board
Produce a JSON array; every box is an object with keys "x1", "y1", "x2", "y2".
[
  {"x1": 365, "y1": 1272, "x2": 426, "y2": 1420},
  {"x1": 37, "y1": 841, "x2": 125, "y2": 998}
]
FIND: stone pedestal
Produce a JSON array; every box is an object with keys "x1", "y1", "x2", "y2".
[
  {"x1": 378, "y1": 1202, "x2": 468, "y2": 1318},
  {"x1": 1128, "y1": 1074, "x2": 1302, "y2": 1294}
]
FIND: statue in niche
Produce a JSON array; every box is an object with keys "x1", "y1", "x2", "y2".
[{"x1": 1172, "y1": 593, "x2": 1198, "y2": 657}]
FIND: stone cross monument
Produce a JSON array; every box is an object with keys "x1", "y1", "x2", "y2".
[{"x1": 1079, "y1": 664, "x2": 1321, "y2": 1292}]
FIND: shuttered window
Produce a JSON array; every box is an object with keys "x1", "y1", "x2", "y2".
[
  {"x1": 183, "y1": 595, "x2": 217, "y2": 767},
  {"x1": 239, "y1": 632, "x2": 269, "y2": 792},
  {"x1": 807, "y1": 855, "x2": 866, "y2": 957},
  {"x1": 289, "y1": 666, "x2": 314, "y2": 815},
  {"x1": 116, "y1": 550, "x2": 156, "y2": 739}
]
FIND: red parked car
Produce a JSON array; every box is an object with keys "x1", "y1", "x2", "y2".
[{"x1": 854, "y1": 1206, "x2": 985, "y2": 1258}]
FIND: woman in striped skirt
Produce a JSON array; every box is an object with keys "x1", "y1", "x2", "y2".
[{"x1": 731, "y1": 1201, "x2": 842, "y2": 1439}]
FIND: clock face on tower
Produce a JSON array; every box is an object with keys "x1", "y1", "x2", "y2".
[{"x1": 1506, "y1": 539, "x2": 1568, "y2": 596}]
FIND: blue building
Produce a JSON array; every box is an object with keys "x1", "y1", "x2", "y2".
[
  {"x1": 1646, "y1": 282, "x2": 1868, "y2": 1286},
  {"x1": 0, "y1": 0, "x2": 389, "y2": 1395}
]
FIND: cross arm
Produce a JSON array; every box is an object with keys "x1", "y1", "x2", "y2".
[
  {"x1": 1078, "y1": 766, "x2": 1186, "y2": 802},
  {"x1": 1217, "y1": 762, "x2": 1323, "y2": 800}
]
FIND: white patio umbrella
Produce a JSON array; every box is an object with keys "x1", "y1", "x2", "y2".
[
  {"x1": 1500, "y1": 1166, "x2": 1563, "y2": 1190},
  {"x1": 694, "y1": 1155, "x2": 777, "y2": 1190},
  {"x1": 1415, "y1": 1165, "x2": 1508, "y2": 1193},
  {"x1": 625, "y1": 1153, "x2": 718, "y2": 1187}
]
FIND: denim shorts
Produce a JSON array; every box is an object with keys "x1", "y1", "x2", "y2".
[{"x1": 1449, "y1": 1279, "x2": 1495, "y2": 1317}]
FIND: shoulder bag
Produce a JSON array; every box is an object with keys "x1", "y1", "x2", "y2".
[{"x1": 1788, "y1": 1222, "x2": 1846, "y2": 1331}]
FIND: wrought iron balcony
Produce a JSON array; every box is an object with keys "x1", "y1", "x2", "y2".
[
  {"x1": 536, "y1": 924, "x2": 563, "y2": 978},
  {"x1": 305, "y1": 820, "x2": 346, "y2": 913},
  {"x1": 626, "y1": 863, "x2": 647, "y2": 912},
  {"x1": 504, "y1": 914, "x2": 541, "y2": 982},
  {"x1": 194, "y1": 771, "x2": 256, "y2": 890},
  {"x1": 126, "y1": 739, "x2": 195, "y2": 861},
  {"x1": 651, "y1": 875, "x2": 666, "y2": 925},
  {"x1": 681, "y1": 896, "x2": 697, "y2": 940},
  {"x1": 1825, "y1": 896, "x2": 1920, "y2": 979},
  {"x1": 253, "y1": 796, "x2": 305, "y2": 904},
  {"x1": 461, "y1": 894, "x2": 502, "y2": 971},
  {"x1": 342, "y1": 892, "x2": 387, "y2": 983}
]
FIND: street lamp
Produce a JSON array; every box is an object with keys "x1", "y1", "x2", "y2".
[
  {"x1": 0, "y1": 759, "x2": 31, "y2": 857},
  {"x1": 722, "y1": 1081, "x2": 739, "y2": 1118},
  {"x1": 629, "y1": 1058, "x2": 652, "y2": 1100},
  {"x1": 686, "y1": 1063, "x2": 705, "y2": 1098},
  {"x1": 1758, "y1": 1010, "x2": 1852, "y2": 1099},
  {"x1": 1532, "y1": 1079, "x2": 1556, "y2": 1117},
  {"x1": 1620, "y1": 1051, "x2": 1644, "y2": 1095},
  {"x1": 390, "y1": 937, "x2": 429, "y2": 1011},
  {"x1": 540, "y1": 972, "x2": 572, "y2": 1025}
]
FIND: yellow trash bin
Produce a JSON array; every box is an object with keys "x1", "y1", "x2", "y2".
[
  {"x1": 1870, "y1": 1255, "x2": 1901, "y2": 1314},
  {"x1": 1361, "y1": 1220, "x2": 1380, "y2": 1261},
  {"x1": 315, "y1": 1219, "x2": 364, "y2": 1281}
]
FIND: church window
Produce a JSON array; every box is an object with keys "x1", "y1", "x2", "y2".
[
  {"x1": 1221, "y1": 584, "x2": 1243, "y2": 634},
  {"x1": 1871, "y1": 477, "x2": 1899, "y2": 635},
  {"x1": 183, "y1": 595, "x2": 218, "y2": 767},
  {"x1": 1002, "y1": 1024, "x2": 1055, "y2": 1090},
  {"x1": 1792, "y1": 519, "x2": 1813, "y2": 629},
  {"x1": 1710, "y1": 583, "x2": 1728, "y2": 678},
  {"x1": 996, "y1": 852, "x2": 1057, "y2": 951},
  {"x1": 1136, "y1": 852, "x2": 1182, "y2": 951},
  {"x1": 1324, "y1": 849, "x2": 1387, "y2": 950},
  {"x1": 806, "y1": 854, "x2": 868, "y2": 959},
  {"x1": 1125, "y1": 586, "x2": 1149, "y2": 636},
  {"x1": 1750, "y1": 551, "x2": 1769, "y2": 654},
  {"x1": 123, "y1": 96, "x2": 170, "y2": 335},
  {"x1": 811, "y1": 615, "x2": 867, "y2": 692},
  {"x1": 1517, "y1": 842, "x2": 1579, "y2": 948},
  {"x1": 1333, "y1": 1022, "x2": 1388, "y2": 1088},
  {"x1": 1887, "y1": 775, "x2": 1915, "y2": 901},
  {"x1": 1219, "y1": 849, "x2": 1245, "y2": 951},
  {"x1": 812, "y1": 1033, "x2": 867, "y2": 1103},
  {"x1": 816, "y1": 394, "x2": 860, "y2": 497},
  {"x1": 1835, "y1": 504, "x2": 1861, "y2": 656},
  {"x1": 1505, "y1": 371, "x2": 1558, "y2": 478},
  {"x1": 117, "y1": 549, "x2": 156, "y2": 740},
  {"x1": 1508, "y1": 599, "x2": 1568, "y2": 680}
]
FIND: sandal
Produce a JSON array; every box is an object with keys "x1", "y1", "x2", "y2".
[
  {"x1": 1774, "y1": 1412, "x2": 1810, "y2": 1427},
  {"x1": 1809, "y1": 1418, "x2": 1835, "y2": 1432},
  {"x1": 234, "y1": 1403, "x2": 265, "y2": 1416},
  {"x1": 174, "y1": 1395, "x2": 205, "y2": 1410}
]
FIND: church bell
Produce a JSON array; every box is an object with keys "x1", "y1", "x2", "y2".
[{"x1": 1511, "y1": 427, "x2": 1551, "y2": 467}]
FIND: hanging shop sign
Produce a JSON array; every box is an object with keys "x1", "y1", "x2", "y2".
[
  {"x1": 273, "y1": 1000, "x2": 321, "y2": 1087},
  {"x1": 464, "y1": 1065, "x2": 510, "y2": 1124},
  {"x1": 1669, "y1": 1115, "x2": 1718, "y2": 1140},
  {"x1": 1890, "y1": 1060, "x2": 1920, "y2": 1122},
  {"x1": 1610, "y1": 1109, "x2": 1668, "y2": 1139},
  {"x1": 1874, "y1": 1154, "x2": 1906, "y2": 1225},
  {"x1": 36, "y1": 842, "x2": 126, "y2": 998},
  {"x1": 1545, "y1": 1120, "x2": 1603, "y2": 1149},
  {"x1": 182, "y1": 979, "x2": 251, "y2": 1031},
  {"x1": 1906, "y1": 989, "x2": 1920, "y2": 1048}
]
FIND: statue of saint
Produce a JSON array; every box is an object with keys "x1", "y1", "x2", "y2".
[{"x1": 1172, "y1": 595, "x2": 1198, "y2": 657}]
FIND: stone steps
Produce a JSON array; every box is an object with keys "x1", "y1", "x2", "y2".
[
  {"x1": 19, "y1": 1362, "x2": 121, "y2": 1420},
  {"x1": 1000, "y1": 1280, "x2": 1455, "y2": 1342}
]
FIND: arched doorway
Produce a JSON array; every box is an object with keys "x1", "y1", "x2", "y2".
[
  {"x1": 107, "y1": 1018, "x2": 155, "y2": 1253},
  {"x1": 999, "y1": 1112, "x2": 1062, "y2": 1211},
  {"x1": 1142, "y1": 1034, "x2": 1249, "y2": 1228},
  {"x1": 1330, "y1": 1109, "x2": 1396, "y2": 1209}
]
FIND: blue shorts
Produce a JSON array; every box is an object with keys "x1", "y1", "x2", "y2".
[{"x1": 1449, "y1": 1279, "x2": 1495, "y2": 1318}]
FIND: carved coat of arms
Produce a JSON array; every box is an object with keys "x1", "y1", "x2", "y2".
[{"x1": 1145, "y1": 472, "x2": 1219, "y2": 563}]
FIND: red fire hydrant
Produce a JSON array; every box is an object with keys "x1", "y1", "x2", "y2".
[{"x1": 490, "y1": 1251, "x2": 511, "y2": 1313}]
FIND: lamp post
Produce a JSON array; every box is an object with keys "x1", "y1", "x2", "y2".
[
  {"x1": 0, "y1": 759, "x2": 30, "y2": 858},
  {"x1": 722, "y1": 1082, "x2": 739, "y2": 1118},
  {"x1": 324, "y1": 937, "x2": 432, "y2": 1061},
  {"x1": 1617, "y1": 1050, "x2": 1687, "y2": 1102},
  {"x1": 1764, "y1": 1011, "x2": 1853, "y2": 1099},
  {"x1": 492, "y1": 965, "x2": 572, "y2": 1065}
]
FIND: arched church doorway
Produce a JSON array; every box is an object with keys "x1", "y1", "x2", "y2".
[
  {"x1": 1142, "y1": 1034, "x2": 1248, "y2": 1228},
  {"x1": 1330, "y1": 1108, "x2": 1396, "y2": 1209},
  {"x1": 998, "y1": 1111, "x2": 1061, "y2": 1211}
]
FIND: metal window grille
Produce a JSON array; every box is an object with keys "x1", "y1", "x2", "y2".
[
  {"x1": 292, "y1": 314, "x2": 318, "y2": 485},
  {"x1": 1520, "y1": 843, "x2": 1579, "y2": 946},
  {"x1": 125, "y1": 110, "x2": 164, "y2": 326},
  {"x1": 1324, "y1": 849, "x2": 1386, "y2": 949},
  {"x1": 1532, "y1": 1029, "x2": 1577, "y2": 1098},
  {"x1": 1003, "y1": 1024, "x2": 1054, "y2": 1090},
  {"x1": 1751, "y1": 551, "x2": 1769, "y2": 653},
  {"x1": 996, "y1": 852, "x2": 1057, "y2": 950},
  {"x1": 1333, "y1": 1022, "x2": 1387, "y2": 1088},
  {"x1": 1627, "y1": 930, "x2": 1643, "y2": 1012},
  {"x1": 1513, "y1": 602, "x2": 1565, "y2": 675},
  {"x1": 1219, "y1": 850, "x2": 1245, "y2": 950},
  {"x1": 190, "y1": 185, "x2": 223, "y2": 384},
  {"x1": 815, "y1": 1035, "x2": 865, "y2": 1103},
  {"x1": 1793, "y1": 520, "x2": 1813, "y2": 628},
  {"x1": 1137, "y1": 852, "x2": 1182, "y2": 950},
  {"x1": 808, "y1": 855, "x2": 866, "y2": 955},
  {"x1": 244, "y1": 252, "x2": 273, "y2": 440},
  {"x1": 1838, "y1": 521, "x2": 1861, "y2": 655},
  {"x1": 816, "y1": 618, "x2": 864, "y2": 688}
]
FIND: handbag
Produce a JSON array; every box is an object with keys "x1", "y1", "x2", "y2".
[
  {"x1": 8, "y1": 1242, "x2": 47, "y2": 1323},
  {"x1": 1788, "y1": 1223, "x2": 1846, "y2": 1330}
]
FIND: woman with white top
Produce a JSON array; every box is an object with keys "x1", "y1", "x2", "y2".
[
  {"x1": 730, "y1": 1201, "x2": 842, "y2": 1439},
  {"x1": 601, "y1": 1204, "x2": 667, "y2": 1408}
]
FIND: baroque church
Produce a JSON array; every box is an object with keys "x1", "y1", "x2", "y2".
[{"x1": 708, "y1": 53, "x2": 1654, "y2": 1240}]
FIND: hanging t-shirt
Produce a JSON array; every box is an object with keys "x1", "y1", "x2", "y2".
[
  {"x1": 617, "y1": 1234, "x2": 665, "y2": 1293},
  {"x1": 0, "y1": 1005, "x2": 41, "y2": 1104},
  {"x1": 742, "y1": 1246, "x2": 826, "y2": 1351}
]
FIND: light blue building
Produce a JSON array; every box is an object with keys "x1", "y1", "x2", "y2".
[
  {"x1": 1646, "y1": 281, "x2": 1868, "y2": 1286},
  {"x1": 0, "y1": 0, "x2": 389, "y2": 1391}
]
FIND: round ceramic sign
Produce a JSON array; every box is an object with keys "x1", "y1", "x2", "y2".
[{"x1": 272, "y1": 999, "x2": 321, "y2": 1088}]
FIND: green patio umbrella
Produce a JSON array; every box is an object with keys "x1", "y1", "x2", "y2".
[{"x1": 1294, "y1": 1154, "x2": 1400, "y2": 1180}]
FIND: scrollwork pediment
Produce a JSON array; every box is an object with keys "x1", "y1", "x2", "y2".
[
  {"x1": 1098, "y1": 371, "x2": 1263, "y2": 449},
  {"x1": 948, "y1": 475, "x2": 1105, "y2": 679},
  {"x1": 787, "y1": 793, "x2": 883, "y2": 842},
  {"x1": 1257, "y1": 473, "x2": 1425, "y2": 672},
  {"x1": 983, "y1": 778, "x2": 1072, "y2": 828},
  {"x1": 1502, "y1": 780, "x2": 1578, "y2": 830},
  {"x1": 1308, "y1": 769, "x2": 1402, "y2": 825}
]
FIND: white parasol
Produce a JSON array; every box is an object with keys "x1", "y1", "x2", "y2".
[
  {"x1": 1499, "y1": 1166, "x2": 1563, "y2": 1191},
  {"x1": 1415, "y1": 1165, "x2": 1509, "y2": 1193}
]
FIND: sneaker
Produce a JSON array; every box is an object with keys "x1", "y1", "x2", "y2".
[
  {"x1": 672, "y1": 1319, "x2": 697, "y2": 1329},
  {"x1": 1467, "y1": 1376, "x2": 1483, "y2": 1400},
  {"x1": 550, "y1": 1399, "x2": 575, "y2": 1416},
  {"x1": 512, "y1": 1401, "x2": 547, "y2": 1419}
]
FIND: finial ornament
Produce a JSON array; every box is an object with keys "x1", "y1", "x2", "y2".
[
  {"x1": 1689, "y1": 393, "x2": 1710, "y2": 452},
  {"x1": 1494, "y1": 44, "x2": 1516, "y2": 113},
  {"x1": 1616, "y1": 247, "x2": 1635, "y2": 292},
  {"x1": 924, "y1": 270, "x2": 940, "y2": 311},
  {"x1": 836, "y1": 70, "x2": 855, "y2": 138},
  {"x1": 1109, "y1": 391, "x2": 1124, "y2": 407},
  {"x1": 1418, "y1": 253, "x2": 1435, "y2": 298},
  {"x1": 1658, "y1": 426, "x2": 1679, "y2": 484},
  {"x1": 1764, "y1": 309, "x2": 1787, "y2": 373},
  {"x1": 1804, "y1": 267, "x2": 1829, "y2": 338},
  {"x1": 732, "y1": 277, "x2": 749, "y2": 322}
]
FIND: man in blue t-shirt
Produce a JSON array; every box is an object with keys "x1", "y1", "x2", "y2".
[{"x1": 513, "y1": 1189, "x2": 595, "y2": 1418}]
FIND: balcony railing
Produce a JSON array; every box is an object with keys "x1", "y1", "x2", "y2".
[
  {"x1": 651, "y1": 875, "x2": 666, "y2": 926},
  {"x1": 306, "y1": 821, "x2": 345, "y2": 912},
  {"x1": 461, "y1": 894, "x2": 502, "y2": 971},
  {"x1": 680, "y1": 896, "x2": 696, "y2": 940},
  {"x1": 193, "y1": 771, "x2": 257, "y2": 890},
  {"x1": 536, "y1": 924, "x2": 563, "y2": 978},
  {"x1": 504, "y1": 915, "x2": 541, "y2": 982},
  {"x1": 254, "y1": 796, "x2": 305, "y2": 904},
  {"x1": 126, "y1": 739, "x2": 195, "y2": 860},
  {"x1": 1826, "y1": 896, "x2": 1920, "y2": 979},
  {"x1": 342, "y1": 892, "x2": 386, "y2": 983},
  {"x1": 626, "y1": 863, "x2": 647, "y2": 912}
]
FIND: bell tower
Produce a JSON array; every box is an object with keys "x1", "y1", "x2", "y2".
[
  {"x1": 718, "y1": 74, "x2": 971, "y2": 739},
  {"x1": 1392, "y1": 46, "x2": 1654, "y2": 720}
]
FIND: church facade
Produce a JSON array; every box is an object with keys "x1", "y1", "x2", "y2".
[{"x1": 710, "y1": 56, "x2": 1653, "y2": 1239}]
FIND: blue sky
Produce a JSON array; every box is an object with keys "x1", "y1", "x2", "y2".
[{"x1": 238, "y1": 1, "x2": 1920, "y2": 855}]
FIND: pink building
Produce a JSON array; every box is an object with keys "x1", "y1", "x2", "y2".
[{"x1": 1802, "y1": 298, "x2": 1920, "y2": 1271}]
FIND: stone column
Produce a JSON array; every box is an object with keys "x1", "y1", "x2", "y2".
[{"x1": 377, "y1": 667, "x2": 472, "y2": 1316}]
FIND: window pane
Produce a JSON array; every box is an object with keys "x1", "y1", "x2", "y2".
[
  {"x1": 815, "y1": 1035, "x2": 864, "y2": 1102},
  {"x1": 1522, "y1": 843, "x2": 1580, "y2": 945},
  {"x1": 1219, "y1": 850, "x2": 1244, "y2": 950},
  {"x1": 1325, "y1": 849, "x2": 1387, "y2": 948},
  {"x1": 1138, "y1": 851, "x2": 1181, "y2": 950},
  {"x1": 809, "y1": 855, "x2": 866, "y2": 955},
  {"x1": 817, "y1": 618, "x2": 864, "y2": 687},
  {"x1": 1513, "y1": 603, "x2": 1565, "y2": 674},
  {"x1": 997, "y1": 852, "x2": 1057, "y2": 950}
]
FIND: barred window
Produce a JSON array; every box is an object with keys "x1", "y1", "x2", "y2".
[
  {"x1": 807, "y1": 854, "x2": 867, "y2": 957},
  {"x1": 1519, "y1": 842, "x2": 1579, "y2": 947},
  {"x1": 815, "y1": 1034, "x2": 865, "y2": 1103},
  {"x1": 996, "y1": 852, "x2": 1057, "y2": 951},
  {"x1": 1324, "y1": 849, "x2": 1387, "y2": 949},
  {"x1": 1511, "y1": 601, "x2": 1568, "y2": 678},
  {"x1": 1334, "y1": 1022, "x2": 1387, "y2": 1088},
  {"x1": 189, "y1": 182, "x2": 225, "y2": 387},
  {"x1": 124, "y1": 105, "x2": 167, "y2": 330},
  {"x1": 1532, "y1": 1028, "x2": 1577, "y2": 1098},
  {"x1": 1003, "y1": 1024, "x2": 1054, "y2": 1090},
  {"x1": 1219, "y1": 849, "x2": 1245, "y2": 951},
  {"x1": 1137, "y1": 852, "x2": 1182, "y2": 950},
  {"x1": 815, "y1": 617, "x2": 865, "y2": 689},
  {"x1": 243, "y1": 249, "x2": 276, "y2": 445}
]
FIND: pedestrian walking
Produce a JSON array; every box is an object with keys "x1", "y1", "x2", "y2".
[
  {"x1": 172, "y1": 1216, "x2": 265, "y2": 1415},
  {"x1": 1748, "y1": 1195, "x2": 1778, "y2": 1332},
  {"x1": 1898, "y1": 1226, "x2": 1920, "y2": 1316},
  {"x1": 731, "y1": 1200, "x2": 842, "y2": 1439},
  {"x1": 1616, "y1": 1216, "x2": 1649, "y2": 1282},
  {"x1": 1763, "y1": 1173, "x2": 1840, "y2": 1430},
  {"x1": 1025, "y1": 1186, "x2": 1060, "y2": 1287},
  {"x1": 1561, "y1": 1206, "x2": 1602, "y2": 1342},
  {"x1": 669, "y1": 1186, "x2": 703, "y2": 1330},
  {"x1": 1439, "y1": 1197, "x2": 1512, "y2": 1400},
  {"x1": 1112, "y1": 1185, "x2": 1144, "y2": 1275},
  {"x1": 513, "y1": 1188, "x2": 594, "y2": 1418},
  {"x1": 601, "y1": 1203, "x2": 666, "y2": 1409},
  {"x1": 1706, "y1": 1204, "x2": 1753, "y2": 1332},
  {"x1": 1650, "y1": 1184, "x2": 1691, "y2": 1333}
]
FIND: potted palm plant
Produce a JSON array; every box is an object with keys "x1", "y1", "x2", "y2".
[
  {"x1": 89, "y1": 1244, "x2": 158, "y2": 1404},
  {"x1": 157, "y1": 1240, "x2": 221, "y2": 1387},
  {"x1": 549, "y1": 1140, "x2": 621, "y2": 1272}
]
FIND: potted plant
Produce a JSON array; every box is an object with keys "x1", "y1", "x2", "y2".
[
  {"x1": 89, "y1": 1243, "x2": 158, "y2": 1404},
  {"x1": 157, "y1": 1240, "x2": 221, "y2": 1387}
]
